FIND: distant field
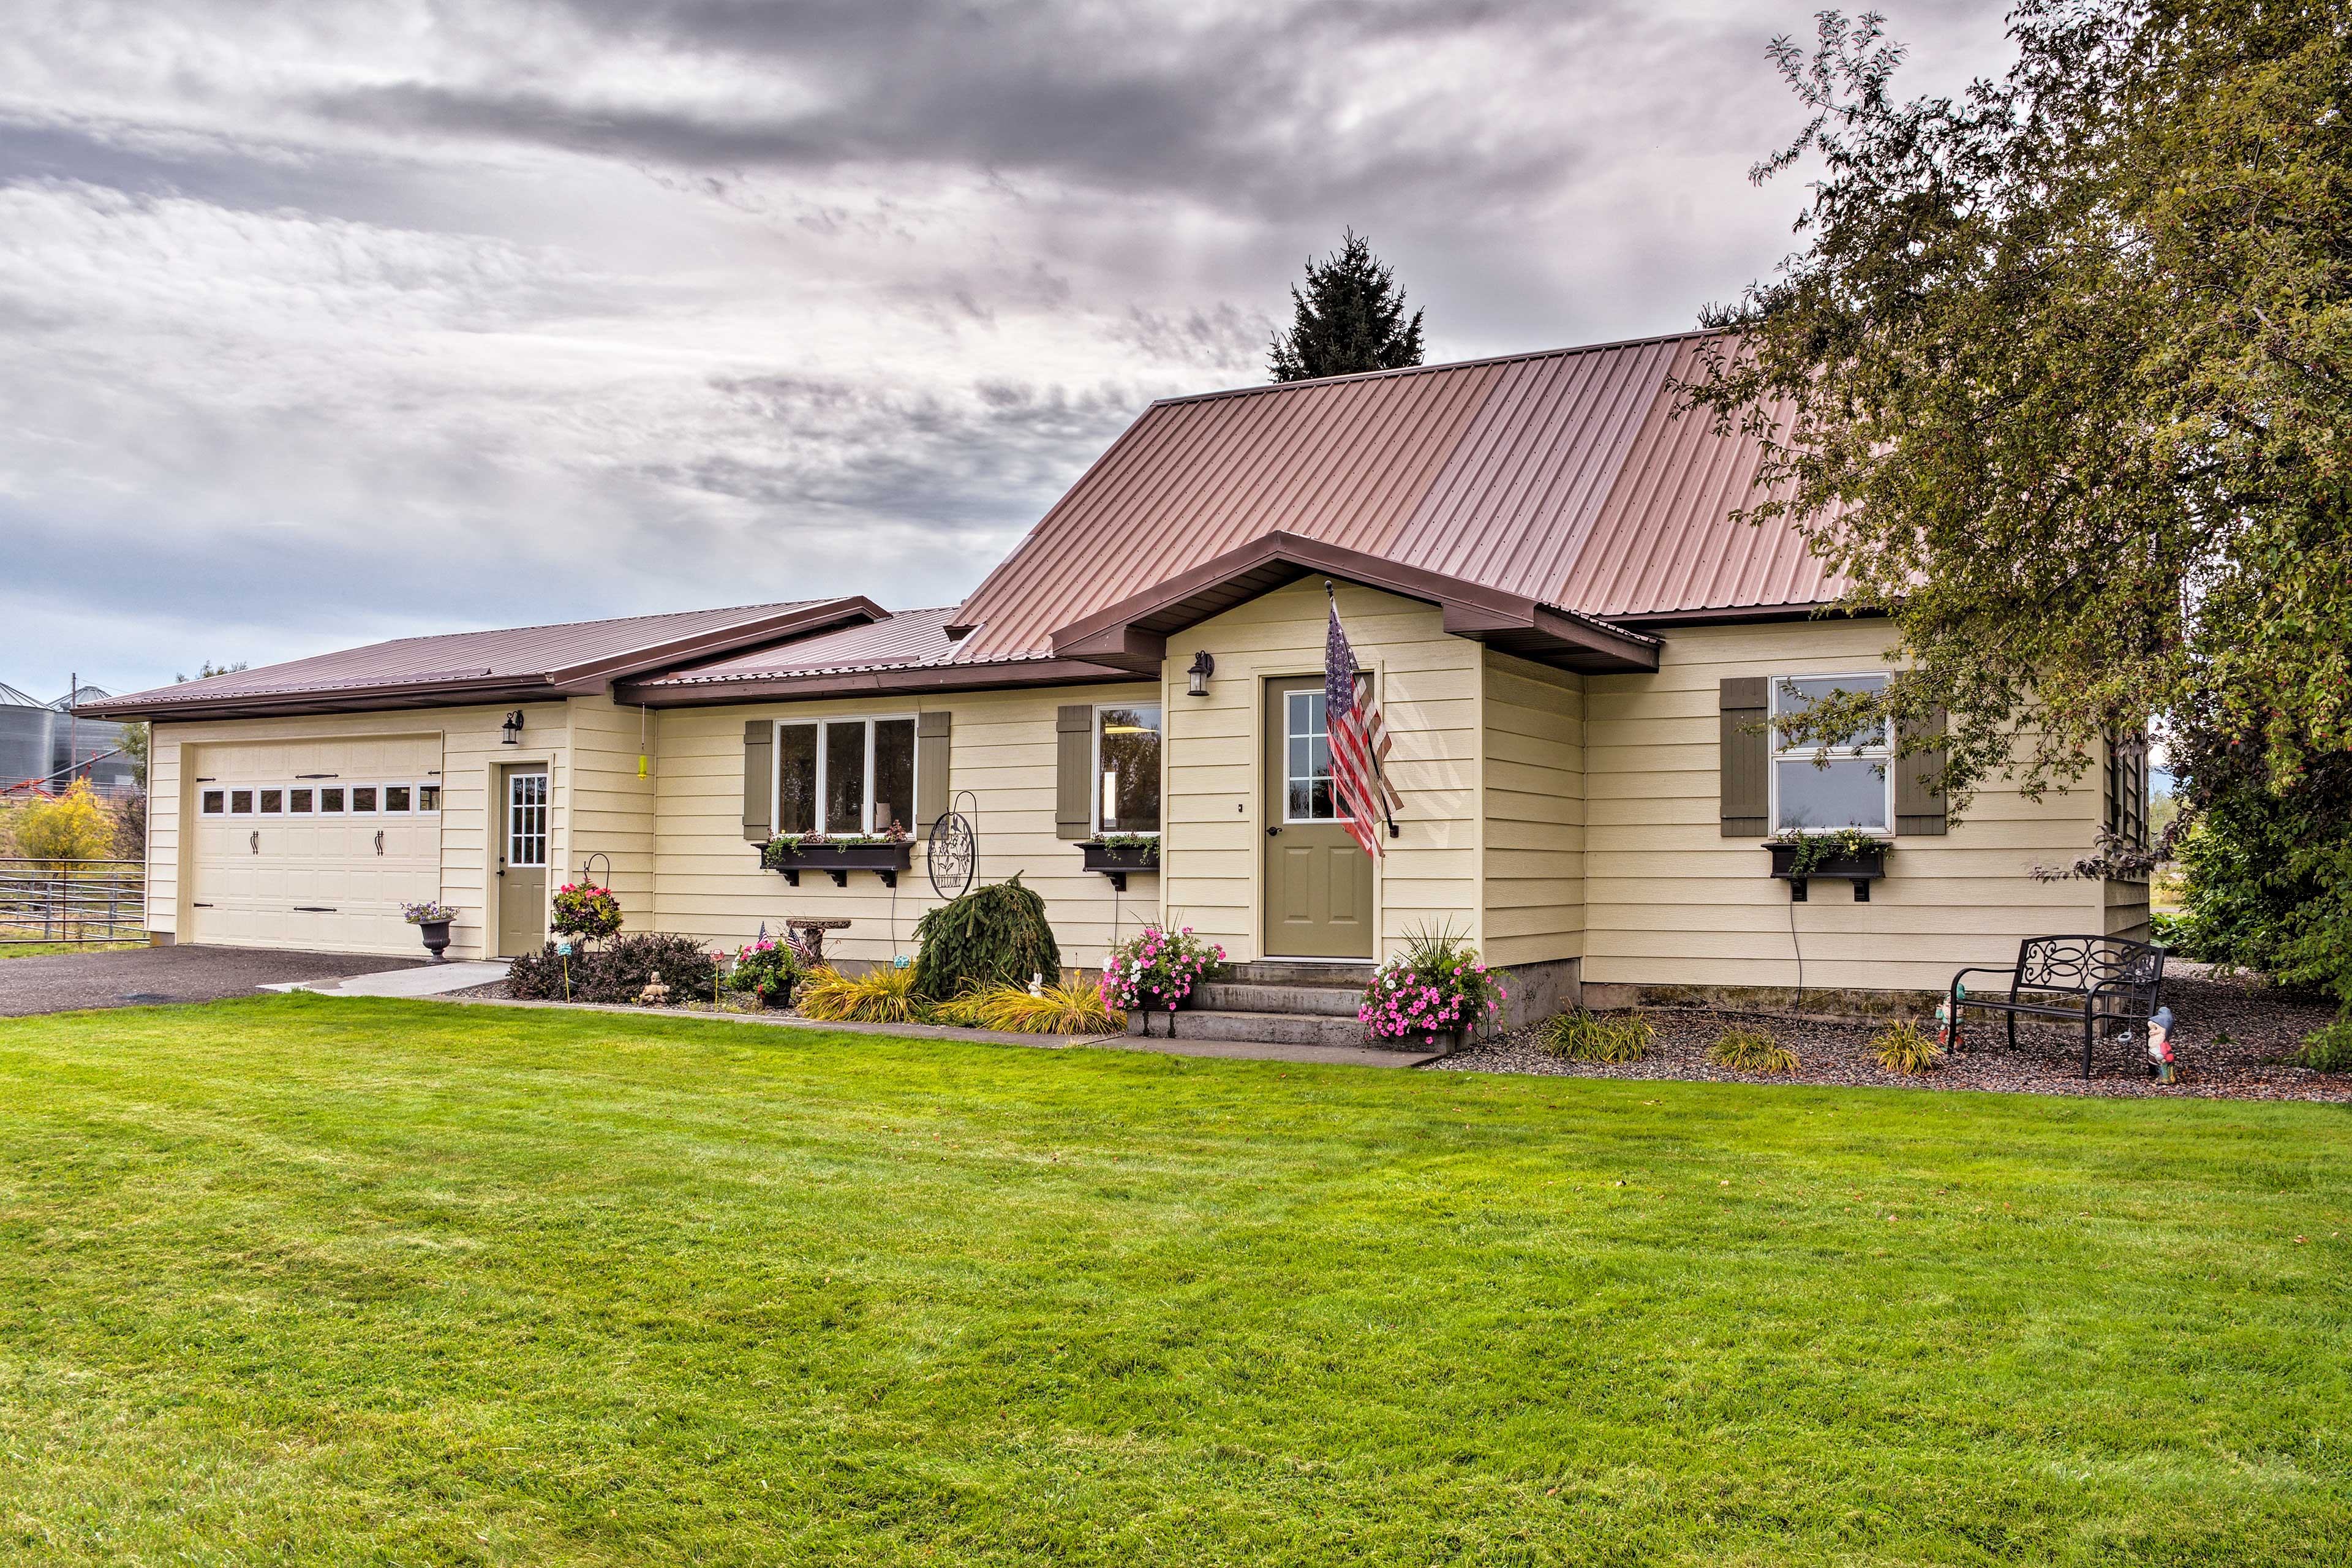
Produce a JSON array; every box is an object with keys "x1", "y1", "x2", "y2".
[{"x1": 1, "y1": 994, "x2": 2345, "y2": 1564}]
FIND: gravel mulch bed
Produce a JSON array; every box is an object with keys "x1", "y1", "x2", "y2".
[{"x1": 1435, "y1": 963, "x2": 2350, "y2": 1102}]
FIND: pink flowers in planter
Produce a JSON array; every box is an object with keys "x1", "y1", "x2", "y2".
[
  {"x1": 1099, "y1": 924, "x2": 1226, "y2": 1012},
  {"x1": 1360, "y1": 929, "x2": 1506, "y2": 1047}
]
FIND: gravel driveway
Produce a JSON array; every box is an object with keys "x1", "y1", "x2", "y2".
[{"x1": 0, "y1": 946, "x2": 424, "y2": 1017}]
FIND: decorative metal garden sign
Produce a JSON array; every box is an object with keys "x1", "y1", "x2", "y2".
[{"x1": 927, "y1": 790, "x2": 978, "y2": 899}]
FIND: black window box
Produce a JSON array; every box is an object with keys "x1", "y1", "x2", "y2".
[
  {"x1": 764, "y1": 840, "x2": 914, "y2": 888},
  {"x1": 1766, "y1": 840, "x2": 1888, "y2": 902},
  {"x1": 1080, "y1": 840, "x2": 1160, "y2": 891}
]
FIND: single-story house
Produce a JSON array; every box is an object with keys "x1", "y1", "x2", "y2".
[{"x1": 83, "y1": 331, "x2": 2150, "y2": 1019}]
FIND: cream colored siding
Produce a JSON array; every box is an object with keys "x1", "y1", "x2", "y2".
[
  {"x1": 1480, "y1": 652, "x2": 1585, "y2": 968},
  {"x1": 147, "y1": 703, "x2": 568, "y2": 960},
  {"x1": 650, "y1": 683, "x2": 1160, "y2": 967},
  {"x1": 1585, "y1": 620, "x2": 2102, "y2": 993},
  {"x1": 2105, "y1": 878, "x2": 2152, "y2": 941},
  {"x1": 566, "y1": 695, "x2": 658, "y2": 916},
  {"x1": 1160, "y1": 579, "x2": 1481, "y2": 963}
]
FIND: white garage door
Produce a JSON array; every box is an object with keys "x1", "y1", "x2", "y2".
[{"x1": 189, "y1": 737, "x2": 444, "y2": 954}]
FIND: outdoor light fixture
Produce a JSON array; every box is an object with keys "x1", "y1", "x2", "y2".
[
  {"x1": 1186, "y1": 650, "x2": 1215, "y2": 698},
  {"x1": 501, "y1": 710, "x2": 525, "y2": 745}
]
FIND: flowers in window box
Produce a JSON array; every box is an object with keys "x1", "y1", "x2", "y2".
[
  {"x1": 1763, "y1": 826, "x2": 1887, "y2": 878},
  {"x1": 1360, "y1": 927, "x2": 1506, "y2": 1047},
  {"x1": 1099, "y1": 924, "x2": 1224, "y2": 1012},
  {"x1": 551, "y1": 882, "x2": 624, "y2": 943}
]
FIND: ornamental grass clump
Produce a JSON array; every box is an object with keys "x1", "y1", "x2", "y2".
[
  {"x1": 797, "y1": 964, "x2": 925, "y2": 1024},
  {"x1": 1542, "y1": 1008, "x2": 1654, "y2": 1063},
  {"x1": 1709, "y1": 1025, "x2": 1798, "y2": 1074},
  {"x1": 1872, "y1": 1019, "x2": 1945, "y2": 1075},
  {"x1": 1098, "y1": 924, "x2": 1225, "y2": 1014},
  {"x1": 1360, "y1": 925, "x2": 1506, "y2": 1048},
  {"x1": 967, "y1": 976, "x2": 1123, "y2": 1035}
]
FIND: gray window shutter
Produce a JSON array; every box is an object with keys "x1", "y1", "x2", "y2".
[
  {"x1": 1719, "y1": 676, "x2": 1768, "y2": 837},
  {"x1": 741, "y1": 719, "x2": 772, "y2": 843},
  {"x1": 1055, "y1": 704, "x2": 1093, "y2": 840},
  {"x1": 1895, "y1": 707, "x2": 1948, "y2": 836},
  {"x1": 916, "y1": 710, "x2": 951, "y2": 837}
]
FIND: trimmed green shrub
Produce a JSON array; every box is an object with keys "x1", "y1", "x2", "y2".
[{"x1": 911, "y1": 875, "x2": 1060, "y2": 1000}]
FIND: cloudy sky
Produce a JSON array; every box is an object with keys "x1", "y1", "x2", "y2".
[{"x1": 1, "y1": 0, "x2": 2010, "y2": 699}]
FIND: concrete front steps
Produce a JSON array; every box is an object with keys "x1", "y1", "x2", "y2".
[{"x1": 1144, "y1": 960, "x2": 1399, "y2": 1051}]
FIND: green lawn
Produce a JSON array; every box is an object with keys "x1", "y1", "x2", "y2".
[
  {"x1": 0, "y1": 941, "x2": 141, "y2": 959},
  {"x1": 2, "y1": 997, "x2": 2346, "y2": 1565}
]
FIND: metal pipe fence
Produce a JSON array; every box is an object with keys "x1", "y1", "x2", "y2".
[{"x1": 0, "y1": 858, "x2": 147, "y2": 946}]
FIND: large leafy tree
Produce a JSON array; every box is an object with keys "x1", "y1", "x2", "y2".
[
  {"x1": 1267, "y1": 228, "x2": 1426, "y2": 382},
  {"x1": 1683, "y1": 1, "x2": 2351, "y2": 1002}
]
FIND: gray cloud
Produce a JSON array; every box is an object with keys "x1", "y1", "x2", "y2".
[{"x1": 0, "y1": 0, "x2": 2015, "y2": 696}]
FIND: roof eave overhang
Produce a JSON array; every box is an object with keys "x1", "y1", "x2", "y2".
[
  {"x1": 1047, "y1": 532, "x2": 1660, "y2": 674},
  {"x1": 616, "y1": 657, "x2": 1148, "y2": 708},
  {"x1": 76, "y1": 597, "x2": 888, "y2": 722}
]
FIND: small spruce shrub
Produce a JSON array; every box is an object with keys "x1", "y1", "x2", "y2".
[
  {"x1": 1708, "y1": 1026, "x2": 1798, "y2": 1074},
  {"x1": 911, "y1": 875, "x2": 1061, "y2": 1000},
  {"x1": 1872, "y1": 1019, "x2": 1945, "y2": 1074},
  {"x1": 1542, "y1": 1008, "x2": 1654, "y2": 1063},
  {"x1": 798, "y1": 964, "x2": 925, "y2": 1024},
  {"x1": 2296, "y1": 1018, "x2": 2352, "y2": 1074}
]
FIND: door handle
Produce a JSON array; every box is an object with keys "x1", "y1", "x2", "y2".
[
  {"x1": 250, "y1": 831, "x2": 260, "y2": 854},
  {"x1": 374, "y1": 831, "x2": 385, "y2": 855},
  {"x1": 1266, "y1": 825, "x2": 1281, "y2": 837}
]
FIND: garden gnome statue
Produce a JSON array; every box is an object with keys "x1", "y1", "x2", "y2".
[
  {"x1": 1936, "y1": 982, "x2": 1966, "y2": 1052},
  {"x1": 2146, "y1": 1006, "x2": 2176, "y2": 1083},
  {"x1": 639, "y1": 970, "x2": 670, "y2": 1006}
]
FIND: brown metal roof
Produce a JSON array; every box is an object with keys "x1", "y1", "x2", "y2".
[
  {"x1": 81, "y1": 598, "x2": 885, "y2": 721},
  {"x1": 947, "y1": 330, "x2": 1831, "y2": 661}
]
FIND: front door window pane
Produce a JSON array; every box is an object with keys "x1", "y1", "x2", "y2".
[
  {"x1": 1284, "y1": 690, "x2": 1335, "y2": 821},
  {"x1": 1097, "y1": 706, "x2": 1161, "y2": 833},
  {"x1": 507, "y1": 772, "x2": 548, "y2": 867},
  {"x1": 777, "y1": 724, "x2": 816, "y2": 835},
  {"x1": 823, "y1": 722, "x2": 867, "y2": 834}
]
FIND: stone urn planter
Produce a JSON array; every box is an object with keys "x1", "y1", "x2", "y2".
[{"x1": 417, "y1": 919, "x2": 452, "y2": 962}]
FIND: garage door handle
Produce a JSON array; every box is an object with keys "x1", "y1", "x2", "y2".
[
  {"x1": 375, "y1": 831, "x2": 384, "y2": 854},
  {"x1": 249, "y1": 831, "x2": 259, "y2": 854}
]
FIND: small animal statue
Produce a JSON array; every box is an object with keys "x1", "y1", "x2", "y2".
[
  {"x1": 1028, "y1": 971, "x2": 1045, "y2": 997},
  {"x1": 2146, "y1": 1006, "x2": 2176, "y2": 1083},
  {"x1": 639, "y1": 970, "x2": 670, "y2": 1007}
]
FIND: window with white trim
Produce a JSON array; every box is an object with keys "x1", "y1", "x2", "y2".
[
  {"x1": 775, "y1": 717, "x2": 917, "y2": 835},
  {"x1": 1094, "y1": 704, "x2": 1161, "y2": 834},
  {"x1": 1770, "y1": 673, "x2": 1891, "y2": 833},
  {"x1": 1284, "y1": 689, "x2": 1338, "y2": 822}
]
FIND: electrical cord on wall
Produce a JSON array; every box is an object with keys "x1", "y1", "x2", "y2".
[{"x1": 1788, "y1": 884, "x2": 1806, "y2": 1012}]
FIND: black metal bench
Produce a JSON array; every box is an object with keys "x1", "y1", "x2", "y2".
[{"x1": 1947, "y1": 935, "x2": 2165, "y2": 1079}]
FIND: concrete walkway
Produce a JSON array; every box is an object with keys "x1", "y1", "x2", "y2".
[
  {"x1": 262, "y1": 960, "x2": 511, "y2": 999},
  {"x1": 431, "y1": 993, "x2": 1445, "y2": 1067}
]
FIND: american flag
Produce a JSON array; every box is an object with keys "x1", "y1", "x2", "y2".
[{"x1": 1325, "y1": 597, "x2": 1400, "y2": 858}]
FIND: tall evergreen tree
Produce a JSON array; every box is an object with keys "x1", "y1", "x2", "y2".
[{"x1": 1267, "y1": 228, "x2": 1425, "y2": 382}]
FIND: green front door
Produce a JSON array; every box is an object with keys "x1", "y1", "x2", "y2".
[
  {"x1": 1262, "y1": 677, "x2": 1373, "y2": 959},
  {"x1": 497, "y1": 766, "x2": 549, "y2": 957}
]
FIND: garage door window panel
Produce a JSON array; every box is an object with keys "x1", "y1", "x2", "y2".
[
  {"x1": 289, "y1": 789, "x2": 314, "y2": 813},
  {"x1": 201, "y1": 790, "x2": 226, "y2": 815},
  {"x1": 350, "y1": 786, "x2": 377, "y2": 814},
  {"x1": 418, "y1": 785, "x2": 440, "y2": 813},
  {"x1": 320, "y1": 786, "x2": 345, "y2": 813},
  {"x1": 259, "y1": 789, "x2": 284, "y2": 815},
  {"x1": 384, "y1": 785, "x2": 412, "y2": 813},
  {"x1": 229, "y1": 789, "x2": 254, "y2": 815}
]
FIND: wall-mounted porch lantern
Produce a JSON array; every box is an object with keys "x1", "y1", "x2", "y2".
[
  {"x1": 501, "y1": 710, "x2": 526, "y2": 745},
  {"x1": 1185, "y1": 650, "x2": 1215, "y2": 698}
]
